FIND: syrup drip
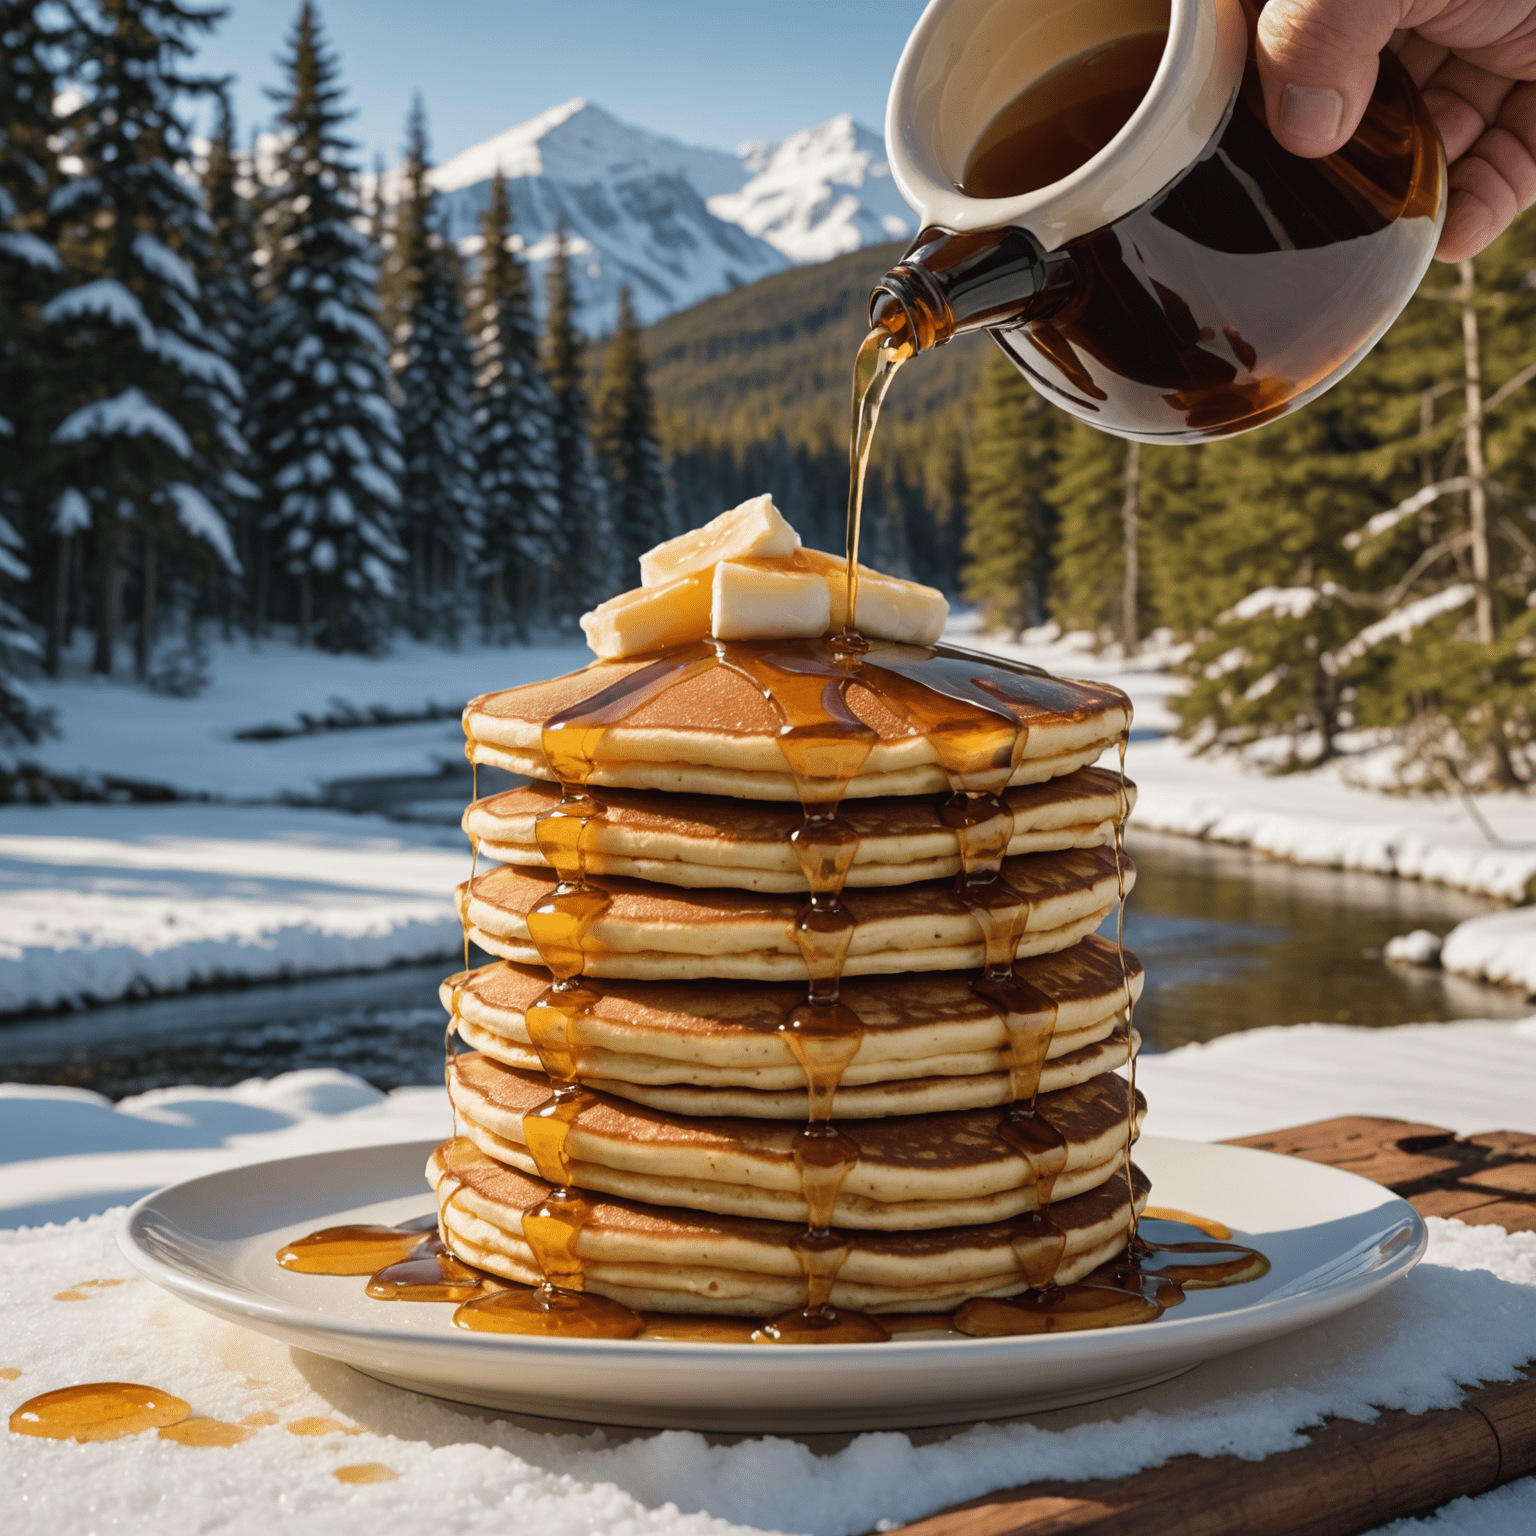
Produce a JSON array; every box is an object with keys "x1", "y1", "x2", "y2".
[
  {"x1": 9, "y1": 1382, "x2": 190, "y2": 1442},
  {"x1": 842, "y1": 324, "x2": 913, "y2": 644},
  {"x1": 365, "y1": 1236, "x2": 489, "y2": 1303},
  {"x1": 277, "y1": 1223, "x2": 430, "y2": 1276}
]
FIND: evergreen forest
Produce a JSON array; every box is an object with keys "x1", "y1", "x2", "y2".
[{"x1": 1, "y1": 0, "x2": 1532, "y2": 793}]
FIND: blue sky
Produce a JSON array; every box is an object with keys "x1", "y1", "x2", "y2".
[{"x1": 192, "y1": 0, "x2": 928, "y2": 168}]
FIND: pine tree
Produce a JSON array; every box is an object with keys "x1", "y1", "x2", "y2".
[
  {"x1": 961, "y1": 347, "x2": 1057, "y2": 636},
  {"x1": 466, "y1": 169, "x2": 558, "y2": 640},
  {"x1": 593, "y1": 284, "x2": 671, "y2": 583},
  {"x1": 248, "y1": 2, "x2": 404, "y2": 652},
  {"x1": 388, "y1": 96, "x2": 483, "y2": 639},
  {"x1": 0, "y1": 0, "x2": 66, "y2": 712},
  {"x1": 45, "y1": 0, "x2": 244, "y2": 678},
  {"x1": 1048, "y1": 419, "x2": 1132, "y2": 640},
  {"x1": 201, "y1": 92, "x2": 259, "y2": 632},
  {"x1": 542, "y1": 225, "x2": 608, "y2": 617}
]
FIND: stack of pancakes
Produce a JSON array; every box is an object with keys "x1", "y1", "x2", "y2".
[{"x1": 431, "y1": 638, "x2": 1148, "y2": 1327}]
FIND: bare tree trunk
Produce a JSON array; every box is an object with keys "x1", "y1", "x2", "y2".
[
  {"x1": 488, "y1": 566, "x2": 503, "y2": 644},
  {"x1": 298, "y1": 572, "x2": 312, "y2": 646},
  {"x1": 1459, "y1": 259, "x2": 1494, "y2": 645},
  {"x1": 136, "y1": 534, "x2": 157, "y2": 679},
  {"x1": 1120, "y1": 440, "x2": 1141, "y2": 658},
  {"x1": 93, "y1": 516, "x2": 121, "y2": 676},
  {"x1": 47, "y1": 534, "x2": 70, "y2": 677},
  {"x1": 254, "y1": 521, "x2": 269, "y2": 639}
]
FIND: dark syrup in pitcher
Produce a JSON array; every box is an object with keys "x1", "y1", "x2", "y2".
[{"x1": 961, "y1": 29, "x2": 1168, "y2": 198}]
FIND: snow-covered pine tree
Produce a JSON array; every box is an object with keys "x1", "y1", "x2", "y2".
[
  {"x1": 593, "y1": 284, "x2": 672, "y2": 581},
  {"x1": 465, "y1": 168, "x2": 558, "y2": 641},
  {"x1": 543, "y1": 225, "x2": 609, "y2": 617},
  {"x1": 201, "y1": 92, "x2": 260, "y2": 630},
  {"x1": 387, "y1": 96, "x2": 483, "y2": 640},
  {"x1": 0, "y1": 0, "x2": 66, "y2": 713},
  {"x1": 45, "y1": 0, "x2": 244, "y2": 678},
  {"x1": 960, "y1": 347, "x2": 1058, "y2": 637},
  {"x1": 248, "y1": 2, "x2": 404, "y2": 651}
]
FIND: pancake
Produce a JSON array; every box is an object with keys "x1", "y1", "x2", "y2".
[
  {"x1": 431, "y1": 1139, "x2": 1148, "y2": 1314},
  {"x1": 464, "y1": 766, "x2": 1136, "y2": 891},
  {"x1": 555, "y1": 1026, "x2": 1137, "y2": 1119},
  {"x1": 459, "y1": 845, "x2": 1134, "y2": 981},
  {"x1": 446, "y1": 937, "x2": 1143, "y2": 1078},
  {"x1": 448, "y1": 1051, "x2": 1141, "y2": 1228},
  {"x1": 464, "y1": 638, "x2": 1130, "y2": 801},
  {"x1": 445, "y1": 937, "x2": 1144, "y2": 1116}
]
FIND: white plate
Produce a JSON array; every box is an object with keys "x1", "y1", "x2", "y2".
[{"x1": 119, "y1": 1136, "x2": 1425, "y2": 1433}]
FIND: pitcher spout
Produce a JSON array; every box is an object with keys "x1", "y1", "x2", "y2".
[{"x1": 870, "y1": 224, "x2": 1075, "y2": 353}]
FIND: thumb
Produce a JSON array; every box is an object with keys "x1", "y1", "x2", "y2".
[{"x1": 1256, "y1": 0, "x2": 1406, "y2": 156}]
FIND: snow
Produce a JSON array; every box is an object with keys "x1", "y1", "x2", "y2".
[
  {"x1": 166, "y1": 482, "x2": 241, "y2": 572},
  {"x1": 1344, "y1": 478, "x2": 1471, "y2": 550},
  {"x1": 41, "y1": 276, "x2": 151, "y2": 337},
  {"x1": 708, "y1": 115, "x2": 913, "y2": 263},
  {"x1": 0, "y1": 230, "x2": 63, "y2": 271},
  {"x1": 432, "y1": 99, "x2": 787, "y2": 331},
  {"x1": 1386, "y1": 928, "x2": 1445, "y2": 965},
  {"x1": 1440, "y1": 907, "x2": 1536, "y2": 995},
  {"x1": 17, "y1": 632, "x2": 589, "y2": 799},
  {"x1": 51, "y1": 386, "x2": 193, "y2": 460},
  {"x1": 2, "y1": 1044, "x2": 1535, "y2": 1533},
  {"x1": 1220, "y1": 581, "x2": 1346, "y2": 623},
  {"x1": 1327, "y1": 584, "x2": 1478, "y2": 673},
  {"x1": 51, "y1": 487, "x2": 91, "y2": 536},
  {"x1": 131, "y1": 230, "x2": 199, "y2": 299},
  {"x1": 0, "y1": 803, "x2": 470, "y2": 1015},
  {"x1": 1136, "y1": 1016, "x2": 1536, "y2": 1141}
]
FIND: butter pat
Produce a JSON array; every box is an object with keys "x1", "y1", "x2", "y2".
[
  {"x1": 580, "y1": 569, "x2": 712, "y2": 660},
  {"x1": 711, "y1": 558, "x2": 830, "y2": 641},
  {"x1": 639, "y1": 494, "x2": 800, "y2": 587},
  {"x1": 801, "y1": 548, "x2": 950, "y2": 645}
]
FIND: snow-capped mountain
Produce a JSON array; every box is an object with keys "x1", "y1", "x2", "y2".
[
  {"x1": 431, "y1": 99, "x2": 787, "y2": 331},
  {"x1": 426, "y1": 101, "x2": 915, "y2": 332},
  {"x1": 710, "y1": 114, "x2": 914, "y2": 264}
]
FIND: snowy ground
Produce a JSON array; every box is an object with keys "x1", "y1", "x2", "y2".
[
  {"x1": 16, "y1": 632, "x2": 589, "y2": 801},
  {"x1": 3, "y1": 1023, "x2": 1534, "y2": 1535},
  {"x1": 0, "y1": 804, "x2": 469, "y2": 1015}
]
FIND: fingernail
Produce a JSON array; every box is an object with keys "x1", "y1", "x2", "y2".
[{"x1": 1280, "y1": 84, "x2": 1345, "y2": 144}]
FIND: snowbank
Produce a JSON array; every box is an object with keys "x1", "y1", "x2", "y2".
[
  {"x1": 1135, "y1": 1016, "x2": 1536, "y2": 1141},
  {"x1": 20, "y1": 633, "x2": 589, "y2": 800},
  {"x1": 1440, "y1": 907, "x2": 1536, "y2": 995},
  {"x1": 963, "y1": 620, "x2": 1536, "y2": 904},
  {"x1": 0, "y1": 803, "x2": 472, "y2": 1015}
]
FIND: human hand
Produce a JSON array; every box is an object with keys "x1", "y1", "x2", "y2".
[{"x1": 1256, "y1": 0, "x2": 1536, "y2": 260}]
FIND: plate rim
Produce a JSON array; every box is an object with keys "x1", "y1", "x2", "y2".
[{"x1": 117, "y1": 1133, "x2": 1428, "y2": 1363}]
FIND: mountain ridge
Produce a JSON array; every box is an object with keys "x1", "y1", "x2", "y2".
[{"x1": 426, "y1": 99, "x2": 912, "y2": 331}]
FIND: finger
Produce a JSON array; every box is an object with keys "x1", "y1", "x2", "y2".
[
  {"x1": 1257, "y1": 0, "x2": 1405, "y2": 157},
  {"x1": 1393, "y1": 34, "x2": 1448, "y2": 87},
  {"x1": 1421, "y1": 54, "x2": 1516, "y2": 126},
  {"x1": 1434, "y1": 84, "x2": 1536, "y2": 260}
]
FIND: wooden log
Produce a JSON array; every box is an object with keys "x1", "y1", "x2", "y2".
[{"x1": 885, "y1": 1366, "x2": 1536, "y2": 1536}]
